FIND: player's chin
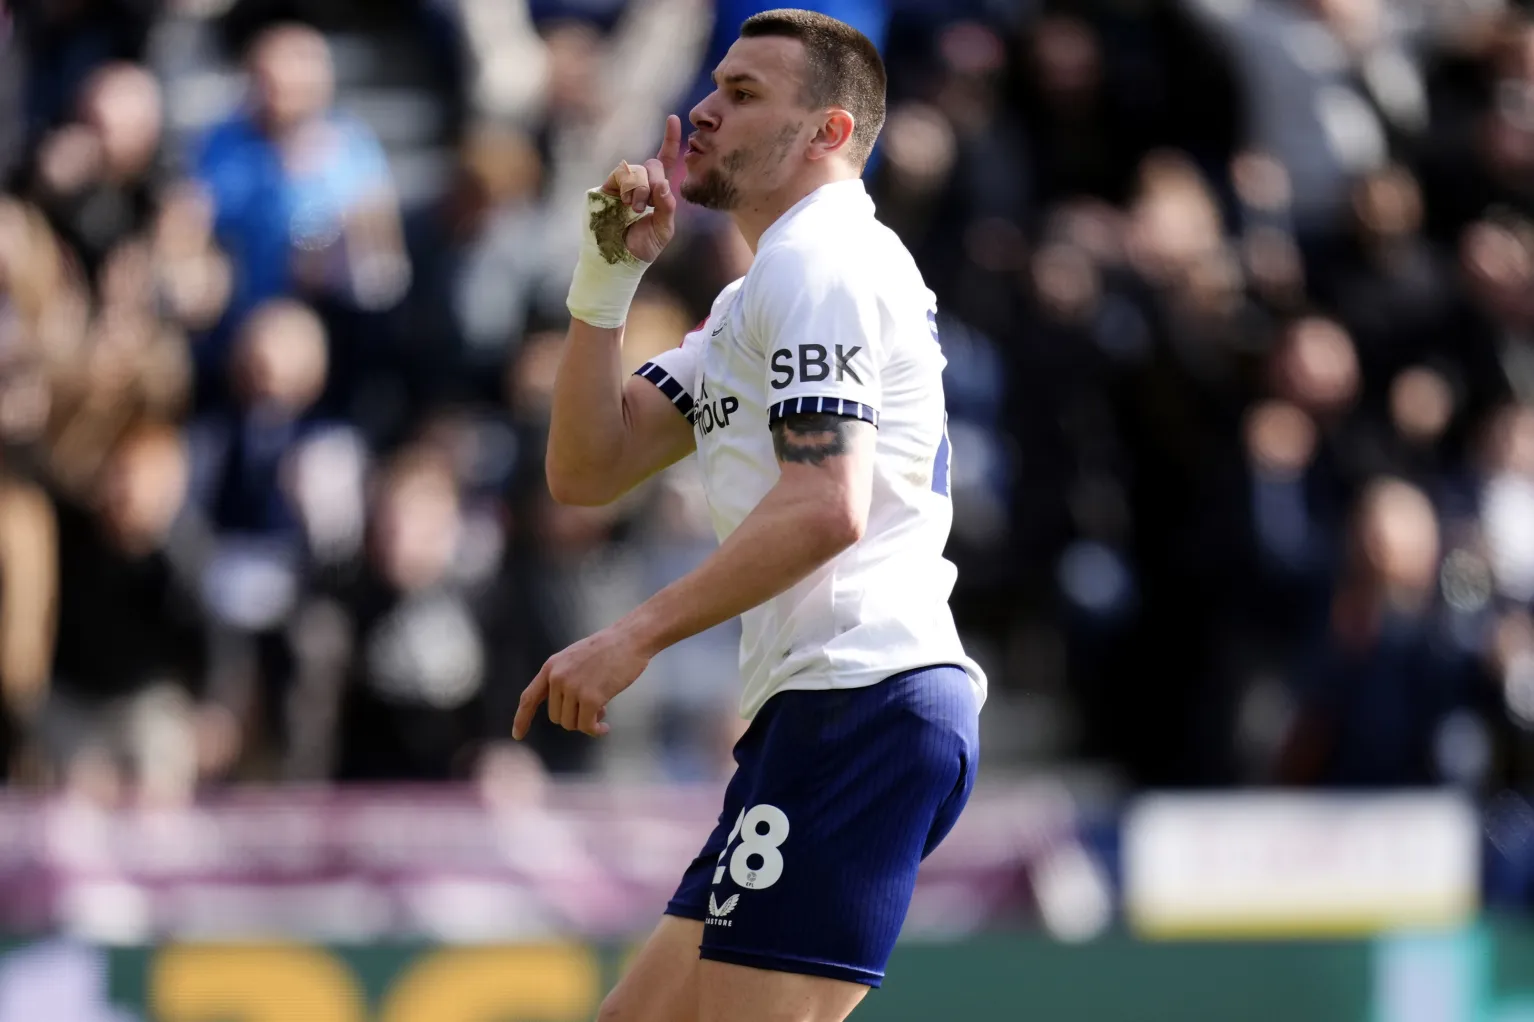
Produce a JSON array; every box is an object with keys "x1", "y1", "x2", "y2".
[{"x1": 680, "y1": 174, "x2": 733, "y2": 211}]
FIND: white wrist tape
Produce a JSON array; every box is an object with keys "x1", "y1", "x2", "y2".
[{"x1": 566, "y1": 187, "x2": 650, "y2": 329}]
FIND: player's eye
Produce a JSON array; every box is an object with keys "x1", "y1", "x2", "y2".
[{"x1": 734, "y1": 90, "x2": 752, "y2": 102}]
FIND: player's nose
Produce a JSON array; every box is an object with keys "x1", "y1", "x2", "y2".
[{"x1": 688, "y1": 96, "x2": 720, "y2": 133}]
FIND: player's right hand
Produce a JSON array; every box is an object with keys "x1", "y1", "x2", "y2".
[{"x1": 601, "y1": 114, "x2": 682, "y2": 264}]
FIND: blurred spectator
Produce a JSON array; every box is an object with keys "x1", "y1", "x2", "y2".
[
  {"x1": 1458, "y1": 214, "x2": 1534, "y2": 404},
  {"x1": 1477, "y1": 403, "x2": 1534, "y2": 609},
  {"x1": 453, "y1": 0, "x2": 549, "y2": 127},
  {"x1": 330, "y1": 443, "x2": 495, "y2": 781},
  {"x1": 1125, "y1": 150, "x2": 1231, "y2": 291},
  {"x1": 1314, "y1": 166, "x2": 1455, "y2": 379},
  {"x1": 1242, "y1": 400, "x2": 1340, "y2": 624},
  {"x1": 10, "y1": 0, "x2": 155, "y2": 145},
  {"x1": 17, "y1": 61, "x2": 164, "y2": 282},
  {"x1": 1269, "y1": 315, "x2": 1364, "y2": 446},
  {"x1": 0, "y1": 470, "x2": 57, "y2": 782},
  {"x1": 148, "y1": 182, "x2": 234, "y2": 335},
  {"x1": 0, "y1": 194, "x2": 84, "y2": 351},
  {"x1": 192, "y1": 21, "x2": 408, "y2": 403},
  {"x1": 1230, "y1": 150, "x2": 1307, "y2": 314},
  {"x1": 391, "y1": 123, "x2": 547, "y2": 412},
  {"x1": 1373, "y1": 364, "x2": 1462, "y2": 491},
  {"x1": 43, "y1": 280, "x2": 192, "y2": 504},
  {"x1": 186, "y1": 298, "x2": 360, "y2": 775},
  {"x1": 1420, "y1": 18, "x2": 1534, "y2": 242},
  {"x1": 1278, "y1": 477, "x2": 1481, "y2": 786},
  {"x1": 1225, "y1": 400, "x2": 1341, "y2": 776},
  {"x1": 1015, "y1": 14, "x2": 1142, "y2": 208},
  {"x1": 1189, "y1": 0, "x2": 1429, "y2": 237},
  {"x1": 34, "y1": 422, "x2": 219, "y2": 806},
  {"x1": 1468, "y1": 405, "x2": 1534, "y2": 792},
  {"x1": 875, "y1": 20, "x2": 1029, "y2": 338},
  {"x1": 0, "y1": 197, "x2": 90, "y2": 465},
  {"x1": 190, "y1": 298, "x2": 330, "y2": 550},
  {"x1": 0, "y1": 5, "x2": 19, "y2": 184},
  {"x1": 869, "y1": 100, "x2": 958, "y2": 247}
]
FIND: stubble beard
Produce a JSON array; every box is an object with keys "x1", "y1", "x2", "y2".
[
  {"x1": 680, "y1": 124, "x2": 801, "y2": 212},
  {"x1": 681, "y1": 165, "x2": 740, "y2": 211}
]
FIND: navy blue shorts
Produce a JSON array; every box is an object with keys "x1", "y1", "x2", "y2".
[{"x1": 665, "y1": 664, "x2": 980, "y2": 987}]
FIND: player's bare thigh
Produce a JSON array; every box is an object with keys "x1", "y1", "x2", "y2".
[
  {"x1": 598, "y1": 915, "x2": 704, "y2": 1022},
  {"x1": 698, "y1": 960, "x2": 869, "y2": 1022}
]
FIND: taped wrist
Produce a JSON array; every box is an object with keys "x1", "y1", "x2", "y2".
[{"x1": 566, "y1": 187, "x2": 650, "y2": 329}]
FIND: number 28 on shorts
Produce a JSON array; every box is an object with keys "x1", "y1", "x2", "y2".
[{"x1": 713, "y1": 804, "x2": 790, "y2": 890}]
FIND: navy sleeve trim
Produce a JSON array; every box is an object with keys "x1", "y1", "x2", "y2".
[
  {"x1": 634, "y1": 362, "x2": 696, "y2": 423},
  {"x1": 767, "y1": 396, "x2": 880, "y2": 428}
]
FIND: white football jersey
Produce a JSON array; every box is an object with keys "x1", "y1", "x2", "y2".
[{"x1": 634, "y1": 180, "x2": 987, "y2": 719}]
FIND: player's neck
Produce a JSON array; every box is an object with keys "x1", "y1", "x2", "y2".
[{"x1": 730, "y1": 168, "x2": 861, "y2": 252}]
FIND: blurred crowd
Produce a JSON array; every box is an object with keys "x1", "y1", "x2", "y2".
[{"x1": 2, "y1": 0, "x2": 1534, "y2": 808}]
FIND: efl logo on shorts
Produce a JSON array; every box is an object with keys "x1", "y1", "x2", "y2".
[{"x1": 707, "y1": 893, "x2": 739, "y2": 927}]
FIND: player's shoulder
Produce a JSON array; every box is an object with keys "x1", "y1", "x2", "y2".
[
  {"x1": 750, "y1": 246, "x2": 929, "y2": 343},
  {"x1": 711, "y1": 275, "x2": 748, "y2": 310},
  {"x1": 679, "y1": 276, "x2": 747, "y2": 350},
  {"x1": 747, "y1": 220, "x2": 912, "y2": 299},
  {"x1": 705, "y1": 274, "x2": 748, "y2": 326}
]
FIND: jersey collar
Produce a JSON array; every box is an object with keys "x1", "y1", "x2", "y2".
[{"x1": 757, "y1": 179, "x2": 873, "y2": 251}]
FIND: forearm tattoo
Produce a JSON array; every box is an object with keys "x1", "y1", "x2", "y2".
[{"x1": 771, "y1": 413, "x2": 859, "y2": 466}]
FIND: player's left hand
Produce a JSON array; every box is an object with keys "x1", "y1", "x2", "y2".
[{"x1": 511, "y1": 626, "x2": 651, "y2": 739}]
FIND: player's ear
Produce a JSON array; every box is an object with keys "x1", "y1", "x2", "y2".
[{"x1": 808, "y1": 108, "x2": 855, "y2": 162}]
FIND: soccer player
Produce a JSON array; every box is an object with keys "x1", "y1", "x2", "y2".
[{"x1": 511, "y1": 9, "x2": 986, "y2": 1021}]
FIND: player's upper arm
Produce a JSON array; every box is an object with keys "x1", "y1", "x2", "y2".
[
  {"x1": 611, "y1": 368, "x2": 697, "y2": 489},
  {"x1": 548, "y1": 331, "x2": 699, "y2": 506},
  {"x1": 750, "y1": 250, "x2": 883, "y2": 542},
  {"x1": 750, "y1": 248, "x2": 886, "y2": 432},
  {"x1": 770, "y1": 412, "x2": 876, "y2": 547},
  {"x1": 559, "y1": 333, "x2": 699, "y2": 506}
]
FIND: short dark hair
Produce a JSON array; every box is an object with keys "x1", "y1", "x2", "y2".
[{"x1": 740, "y1": 9, "x2": 886, "y2": 169}]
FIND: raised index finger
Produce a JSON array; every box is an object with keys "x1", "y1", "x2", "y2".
[
  {"x1": 657, "y1": 114, "x2": 682, "y2": 175},
  {"x1": 511, "y1": 666, "x2": 550, "y2": 741}
]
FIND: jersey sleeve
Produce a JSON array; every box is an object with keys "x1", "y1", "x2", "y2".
[
  {"x1": 632, "y1": 323, "x2": 703, "y2": 424},
  {"x1": 750, "y1": 252, "x2": 883, "y2": 428}
]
